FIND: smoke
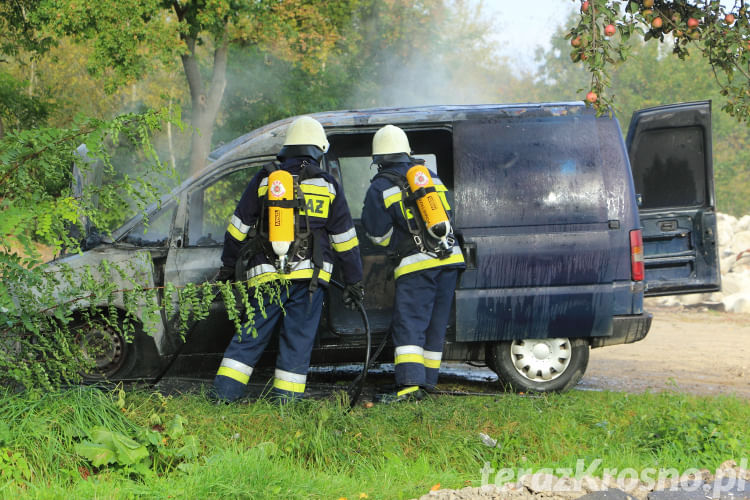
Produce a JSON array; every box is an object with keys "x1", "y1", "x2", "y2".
[{"x1": 341, "y1": 0, "x2": 535, "y2": 109}]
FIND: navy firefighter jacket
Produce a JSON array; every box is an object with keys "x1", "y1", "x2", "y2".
[
  {"x1": 222, "y1": 157, "x2": 363, "y2": 286},
  {"x1": 361, "y1": 160, "x2": 465, "y2": 280}
]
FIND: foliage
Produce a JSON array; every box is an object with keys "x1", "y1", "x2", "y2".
[
  {"x1": 74, "y1": 390, "x2": 200, "y2": 475},
  {"x1": 540, "y1": 13, "x2": 750, "y2": 216},
  {"x1": 0, "y1": 109, "x2": 171, "y2": 389},
  {"x1": 0, "y1": 73, "x2": 51, "y2": 138},
  {"x1": 0, "y1": 106, "x2": 282, "y2": 391},
  {"x1": 24, "y1": 0, "x2": 361, "y2": 174},
  {"x1": 568, "y1": 0, "x2": 750, "y2": 122}
]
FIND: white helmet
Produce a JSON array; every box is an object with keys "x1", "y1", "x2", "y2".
[
  {"x1": 283, "y1": 116, "x2": 329, "y2": 153},
  {"x1": 372, "y1": 125, "x2": 410, "y2": 156}
]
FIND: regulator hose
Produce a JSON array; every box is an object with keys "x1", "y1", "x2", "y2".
[{"x1": 329, "y1": 278, "x2": 371, "y2": 410}]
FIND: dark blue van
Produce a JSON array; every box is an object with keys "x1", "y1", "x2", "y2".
[{"x1": 58, "y1": 101, "x2": 720, "y2": 392}]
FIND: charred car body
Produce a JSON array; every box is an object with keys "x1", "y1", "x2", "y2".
[{"x1": 52, "y1": 101, "x2": 721, "y2": 392}]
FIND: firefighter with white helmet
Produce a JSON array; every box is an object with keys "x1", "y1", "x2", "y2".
[
  {"x1": 362, "y1": 124, "x2": 465, "y2": 402},
  {"x1": 212, "y1": 115, "x2": 364, "y2": 402}
]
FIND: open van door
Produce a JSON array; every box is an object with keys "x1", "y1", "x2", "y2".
[{"x1": 626, "y1": 101, "x2": 720, "y2": 296}]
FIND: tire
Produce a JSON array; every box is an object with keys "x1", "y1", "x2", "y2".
[
  {"x1": 71, "y1": 312, "x2": 161, "y2": 382},
  {"x1": 486, "y1": 338, "x2": 589, "y2": 393}
]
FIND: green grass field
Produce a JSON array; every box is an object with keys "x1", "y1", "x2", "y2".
[{"x1": 0, "y1": 386, "x2": 748, "y2": 499}]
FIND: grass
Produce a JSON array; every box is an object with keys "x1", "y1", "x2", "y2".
[{"x1": 0, "y1": 386, "x2": 748, "y2": 499}]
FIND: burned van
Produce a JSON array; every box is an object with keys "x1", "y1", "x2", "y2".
[{"x1": 54, "y1": 101, "x2": 720, "y2": 392}]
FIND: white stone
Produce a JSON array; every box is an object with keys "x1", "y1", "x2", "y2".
[
  {"x1": 717, "y1": 212, "x2": 738, "y2": 225},
  {"x1": 717, "y1": 217, "x2": 735, "y2": 249},
  {"x1": 737, "y1": 214, "x2": 750, "y2": 232},
  {"x1": 721, "y1": 254, "x2": 738, "y2": 274},
  {"x1": 679, "y1": 293, "x2": 706, "y2": 306},
  {"x1": 720, "y1": 273, "x2": 747, "y2": 295},
  {"x1": 728, "y1": 253, "x2": 750, "y2": 276},
  {"x1": 722, "y1": 292, "x2": 750, "y2": 314},
  {"x1": 731, "y1": 231, "x2": 750, "y2": 255}
]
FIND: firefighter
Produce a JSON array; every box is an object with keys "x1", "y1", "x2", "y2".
[
  {"x1": 212, "y1": 116, "x2": 364, "y2": 402},
  {"x1": 362, "y1": 125, "x2": 465, "y2": 402}
]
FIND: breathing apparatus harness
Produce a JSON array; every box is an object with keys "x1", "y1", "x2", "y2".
[
  {"x1": 235, "y1": 158, "x2": 327, "y2": 300},
  {"x1": 373, "y1": 155, "x2": 455, "y2": 262}
]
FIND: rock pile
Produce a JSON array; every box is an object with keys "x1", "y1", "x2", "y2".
[
  {"x1": 417, "y1": 459, "x2": 750, "y2": 500},
  {"x1": 647, "y1": 212, "x2": 750, "y2": 314}
]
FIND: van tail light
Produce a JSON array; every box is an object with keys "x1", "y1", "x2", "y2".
[{"x1": 630, "y1": 229, "x2": 644, "y2": 282}]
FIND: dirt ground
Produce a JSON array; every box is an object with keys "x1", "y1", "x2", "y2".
[{"x1": 580, "y1": 303, "x2": 750, "y2": 398}]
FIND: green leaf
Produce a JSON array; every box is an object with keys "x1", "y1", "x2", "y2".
[
  {"x1": 176, "y1": 435, "x2": 200, "y2": 459},
  {"x1": 177, "y1": 462, "x2": 201, "y2": 474},
  {"x1": 74, "y1": 441, "x2": 117, "y2": 467},
  {"x1": 166, "y1": 414, "x2": 186, "y2": 439},
  {"x1": 0, "y1": 421, "x2": 11, "y2": 445},
  {"x1": 111, "y1": 432, "x2": 149, "y2": 465},
  {"x1": 253, "y1": 441, "x2": 278, "y2": 458}
]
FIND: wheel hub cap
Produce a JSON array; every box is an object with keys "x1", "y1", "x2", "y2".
[{"x1": 510, "y1": 338, "x2": 572, "y2": 382}]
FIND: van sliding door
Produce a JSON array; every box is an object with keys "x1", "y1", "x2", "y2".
[{"x1": 452, "y1": 112, "x2": 618, "y2": 342}]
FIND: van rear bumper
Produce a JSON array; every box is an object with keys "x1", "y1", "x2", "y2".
[{"x1": 590, "y1": 312, "x2": 653, "y2": 348}]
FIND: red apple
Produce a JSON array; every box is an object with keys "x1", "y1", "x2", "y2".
[
  {"x1": 652, "y1": 17, "x2": 663, "y2": 29},
  {"x1": 571, "y1": 36, "x2": 582, "y2": 47},
  {"x1": 586, "y1": 91, "x2": 598, "y2": 103},
  {"x1": 687, "y1": 17, "x2": 700, "y2": 28},
  {"x1": 604, "y1": 24, "x2": 616, "y2": 36},
  {"x1": 581, "y1": 1, "x2": 589, "y2": 13},
  {"x1": 725, "y1": 14, "x2": 736, "y2": 24}
]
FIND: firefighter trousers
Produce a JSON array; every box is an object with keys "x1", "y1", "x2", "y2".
[
  {"x1": 392, "y1": 267, "x2": 459, "y2": 389},
  {"x1": 213, "y1": 281, "x2": 324, "y2": 401}
]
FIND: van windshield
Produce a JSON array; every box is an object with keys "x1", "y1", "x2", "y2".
[{"x1": 454, "y1": 114, "x2": 609, "y2": 227}]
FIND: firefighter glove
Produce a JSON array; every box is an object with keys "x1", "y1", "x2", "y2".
[
  {"x1": 214, "y1": 266, "x2": 236, "y2": 283},
  {"x1": 342, "y1": 281, "x2": 365, "y2": 310}
]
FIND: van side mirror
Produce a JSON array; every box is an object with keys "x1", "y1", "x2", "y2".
[{"x1": 636, "y1": 193, "x2": 643, "y2": 208}]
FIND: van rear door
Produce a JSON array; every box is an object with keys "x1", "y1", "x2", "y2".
[{"x1": 626, "y1": 101, "x2": 720, "y2": 296}]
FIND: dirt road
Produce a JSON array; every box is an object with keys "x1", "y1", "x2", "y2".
[{"x1": 581, "y1": 304, "x2": 750, "y2": 398}]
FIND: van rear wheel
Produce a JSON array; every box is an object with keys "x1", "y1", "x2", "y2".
[{"x1": 486, "y1": 338, "x2": 589, "y2": 393}]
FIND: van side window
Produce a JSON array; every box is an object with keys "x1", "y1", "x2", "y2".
[
  {"x1": 329, "y1": 129, "x2": 454, "y2": 219},
  {"x1": 338, "y1": 155, "x2": 440, "y2": 219},
  {"x1": 630, "y1": 126, "x2": 706, "y2": 209},
  {"x1": 121, "y1": 204, "x2": 176, "y2": 246},
  {"x1": 187, "y1": 166, "x2": 260, "y2": 247}
]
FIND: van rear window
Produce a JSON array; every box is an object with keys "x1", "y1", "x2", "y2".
[
  {"x1": 629, "y1": 126, "x2": 706, "y2": 209},
  {"x1": 454, "y1": 115, "x2": 610, "y2": 228}
]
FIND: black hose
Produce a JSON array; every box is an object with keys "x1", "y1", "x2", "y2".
[{"x1": 328, "y1": 278, "x2": 371, "y2": 410}]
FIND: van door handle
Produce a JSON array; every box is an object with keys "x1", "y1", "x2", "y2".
[
  {"x1": 658, "y1": 220, "x2": 677, "y2": 232},
  {"x1": 462, "y1": 242, "x2": 477, "y2": 269}
]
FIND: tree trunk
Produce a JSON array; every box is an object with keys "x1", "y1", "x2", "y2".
[{"x1": 181, "y1": 34, "x2": 229, "y2": 176}]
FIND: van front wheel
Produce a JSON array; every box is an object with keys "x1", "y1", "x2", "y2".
[{"x1": 486, "y1": 338, "x2": 589, "y2": 393}]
